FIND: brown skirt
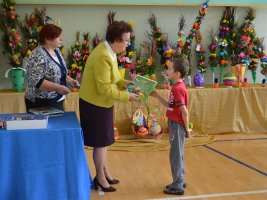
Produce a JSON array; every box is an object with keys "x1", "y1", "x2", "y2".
[{"x1": 79, "y1": 98, "x2": 114, "y2": 147}]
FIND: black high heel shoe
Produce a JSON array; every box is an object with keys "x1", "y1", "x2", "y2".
[
  {"x1": 94, "y1": 177, "x2": 116, "y2": 192},
  {"x1": 106, "y1": 177, "x2": 120, "y2": 185}
]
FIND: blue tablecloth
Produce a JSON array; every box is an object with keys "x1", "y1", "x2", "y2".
[{"x1": 0, "y1": 112, "x2": 91, "y2": 200}]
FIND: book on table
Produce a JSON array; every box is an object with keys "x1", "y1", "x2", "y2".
[
  {"x1": 5, "y1": 114, "x2": 48, "y2": 130},
  {"x1": 28, "y1": 106, "x2": 64, "y2": 116}
]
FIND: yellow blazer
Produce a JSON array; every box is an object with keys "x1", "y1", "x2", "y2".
[{"x1": 79, "y1": 43, "x2": 130, "y2": 108}]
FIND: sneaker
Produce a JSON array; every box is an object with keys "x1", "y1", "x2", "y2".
[
  {"x1": 164, "y1": 187, "x2": 184, "y2": 195},
  {"x1": 165, "y1": 183, "x2": 187, "y2": 189}
]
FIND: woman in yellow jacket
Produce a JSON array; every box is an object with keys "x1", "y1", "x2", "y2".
[{"x1": 79, "y1": 21, "x2": 139, "y2": 192}]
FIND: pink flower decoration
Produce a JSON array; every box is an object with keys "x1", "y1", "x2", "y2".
[
  {"x1": 73, "y1": 50, "x2": 81, "y2": 57},
  {"x1": 238, "y1": 52, "x2": 246, "y2": 58}
]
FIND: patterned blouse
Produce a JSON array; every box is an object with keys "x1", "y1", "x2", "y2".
[{"x1": 24, "y1": 46, "x2": 67, "y2": 103}]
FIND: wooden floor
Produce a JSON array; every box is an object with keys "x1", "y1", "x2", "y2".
[{"x1": 85, "y1": 133, "x2": 267, "y2": 200}]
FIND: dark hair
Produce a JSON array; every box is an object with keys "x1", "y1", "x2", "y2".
[
  {"x1": 39, "y1": 24, "x2": 62, "y2": 45},
  {"x1": 171, "y1": 58, "x2": 189, "y2": 78},
  {"x1": 106, "y1": 21, "x2": 132, "y2": 43}
]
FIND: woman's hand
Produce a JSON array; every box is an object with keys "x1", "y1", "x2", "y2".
[
  {"x1": 129, "y1": 93, "x2": 139, "y2": 101},
  {"x1": 67, "y1": 78, "x2": 80, "y2": 88},
  {"x1": 57, "y1": 85, "x2": 70, "y2": 95},
  {"x1": 123, "y1": 80, "x2": 135, "y2": 89}
]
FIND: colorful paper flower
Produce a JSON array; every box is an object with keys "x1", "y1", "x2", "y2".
[
  {"x1": 181, "y1": 1, "x2": 209, "y2": 59},
  {"x1": 117, "y1": 22, "x2": 135, "y2": 69},
  {"x1": 0, "y1": 0, "x2": 26, "y2": 68},
  {"x1": 68, "y1": 31, "x2": 90, "y2": 79},
  {"x1": 148, "y1": 13, "x2": 173, "y2": 69},
  {"x1": 195, "y1": 30, "x2": 206, "y2": 74}
]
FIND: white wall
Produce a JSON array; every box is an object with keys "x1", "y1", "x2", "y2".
[{"x1": 0, "y1": 4, "x2": 266, "y2": 89}]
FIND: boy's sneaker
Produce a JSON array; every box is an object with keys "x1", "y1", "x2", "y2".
[
  {"x1": 165, "y1": 183, "x2": 187, "y2": 189},
  {"x1": 164, "y1": 187, "x2": 184, "y2": 195}
]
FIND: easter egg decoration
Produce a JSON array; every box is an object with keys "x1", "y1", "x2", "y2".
[
  {"x1": 213, "y1": 77, "x2": 219, "y2": 88},
  {"x1": 262, "y1": 78, "x2": 266, "y2": 87},
  {"x1": 149, "y1": 73, "x2": 157, "y2": 81},
  {"x1": 193, "y1": 73, "x2": 205, "y2": 88},
  {"x1": 223, "y1": 73, "x2": 236, "y2": 88},
  {"x1": 114, "y1": 126, "x2": 119, "y2": 140},
  {"x1": 242, "y1": 77, "x2": 249, "y2": 88},
  {"x1": 137, "y1": 126, "x2": 149, "y2": 136}
]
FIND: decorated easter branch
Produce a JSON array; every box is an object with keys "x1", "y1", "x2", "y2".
[
  {"x1": 176, "y1": 15, "x2": 186, "y2": 57},
  {"x1": 217, "y1": 7, "x2": 231, "y2": 84},
  {"x1": 180, "y1": 0, "x2": 209, "y2": 59},
  {"x1": 118, "y1": 22, "x2": 135, "y2": 70},
  {"x1": 232, "y1": 8, "x2": 255, "y2": 86},
  {"x1": 179, "y1": 1, "x2": 209, "y2": 86},
  {"x1": 0, "y1": 0, "x2": 26, "y2": 69},
  {"x1": 195, "y1": 30, "x2": 206, "y2": 76},
  {"x1": 258, "y1": 38, "x2": 267, "y2": 80},
  {"x1": 148, "y1": 12, "x2": 174, "y2": 69},
  {"x1": 248, "y1": 37, "x2": 261, "y2": 85},
  {"x1": 68, "y1": 31, "x2": 91, "y2": 80},
  {"x1": 19, "y1": 8, "x2": 52, "y2": 56},
  {"x1": 208, "y1": 28, "x2": 218, "y2": 84},
  {"x1": 0, "y1": 0, "x2": 27, "y2": 92}
]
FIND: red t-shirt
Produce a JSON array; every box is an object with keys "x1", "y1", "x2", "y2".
[{"x1": 166, "y1": 81, "x2": 188, "y2": 127}]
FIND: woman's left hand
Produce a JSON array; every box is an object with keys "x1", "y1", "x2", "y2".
[
  {"x1": 67, "y1": 78, "x2": 80, "y2": 88},
  {"x1": 123, "y1": 80, "x2": 135, "y2": 89}
]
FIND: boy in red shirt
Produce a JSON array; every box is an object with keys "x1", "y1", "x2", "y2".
[{"x1": 151, "y1": 58, "x2": 192, "y2": 195}]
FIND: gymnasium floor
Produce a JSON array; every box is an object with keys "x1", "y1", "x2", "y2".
[{"x1": 86, "y1": 133, "x2": 267, "y2": 200}]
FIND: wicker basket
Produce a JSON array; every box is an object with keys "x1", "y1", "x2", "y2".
[{"x1": 132, "y1": 125, "x2": 163, "y2": 140}]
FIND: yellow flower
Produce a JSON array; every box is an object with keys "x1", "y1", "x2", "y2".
[
  {"x1": 27, "y1": 50, "x2": 32, "y2": 56},
  {"x1": 37, "y1": 26, "x2": 43, "y2": 32},
  {"x1": 165, "y1": 60, "x2": 170, "y2": 66},
  {"x1": 128, "y1": 51, "x2": 134, "y2": 57},
  {"x1": 146, "y1": 57, "x2": 154, "y2": 66},
  {"x1": 71, "y1": 63, "x2": 77, "y2": 68},
  {"x1": 60, "y1": 47, "x2": 65, "y2": 55},
  {"x1": 128, "y1": 21, "x2": 134, "y2": 27}
]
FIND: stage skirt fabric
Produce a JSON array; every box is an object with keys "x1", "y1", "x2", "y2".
[{"x1": 79, "y1": 98, "x2": 115, "y2": 147}]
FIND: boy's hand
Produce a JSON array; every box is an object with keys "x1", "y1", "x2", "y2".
[
  {"x1": 129, "y1": 93, "x2": 139, "y2": 101},
  {"x1": 150, "y1": 90, "x2": 159, "y2": 98},
  {"x1": 185, "y1": 129, "x2": 193, "y2": 138}
]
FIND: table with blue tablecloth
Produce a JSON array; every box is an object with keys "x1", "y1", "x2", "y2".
[{"x1": 0, "y1": 112, "x2": 91, "y2": 200}]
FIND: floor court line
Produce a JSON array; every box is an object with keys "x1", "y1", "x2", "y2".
[
  {"x1": 147, "y1": 190, "x2": 267, "y2": 200},
  {"x1": 204, "y1": 145, "x2": 267, "y2": 177},
  {"x1": 214, "y1": 137, "x2": 267, "y2": 142}
]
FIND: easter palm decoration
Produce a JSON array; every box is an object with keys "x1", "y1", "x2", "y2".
[
  {"x1": 195, "y1": 30, "x2": 206, "y2": 75},
  {"x1": 0, "y1": 0, "x2": 27, "y2": 92},
  {"x1": 208, "y1": 28, "x2": 218, "y2": 83}
]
